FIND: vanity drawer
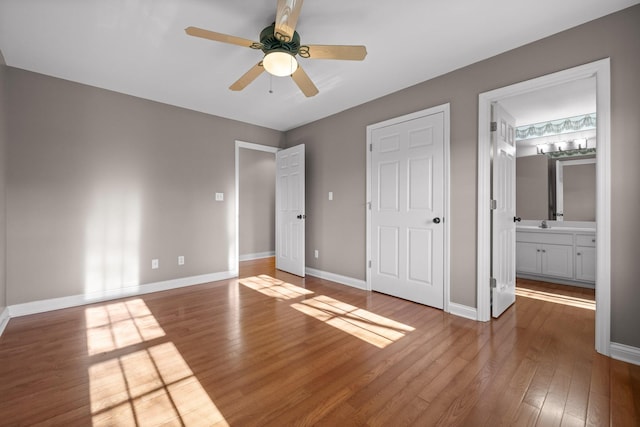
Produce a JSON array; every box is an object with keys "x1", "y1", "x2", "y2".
[
  {"x1": 576, "y1": 234, "x2": 596, "y2": 247},
  {"x1": 516, "y1": 232, "x2": 573, "y2": 245}
]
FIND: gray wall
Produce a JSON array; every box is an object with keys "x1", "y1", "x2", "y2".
[
  {"x1": 516, "y1": 155, "x2": 549, "y2": 220},
  {"x1": 285, "y1": 5, "x2": 640, "y2": 347},
  {"x1": 239, "y1": 148, "x2": 275, "y2": 257},
  {"x1": 0, "y1": 51, "x2": 6, "y2": 313},
  {"x1": 6, "y1": 68, "x2": 283, "y2": 305},
  {"x1": 563, "y1": 162, "x2": 596, "y2": 221}
]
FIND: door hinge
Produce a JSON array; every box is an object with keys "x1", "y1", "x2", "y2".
[
  {"x1": 369, "y1": 143, "x2": 372, "y2": 152},
  {"x1": 367, "y1": 201, "x2": 371, "y2": 210},
  {"x1": 368, "y1": 260, "x2": 372, "y2": 268},
  {"x1": 490, "y1": 121, "x2": 497, "y2": 132},
  {"x1": 490, "y1": 277, "x2": 497, "y2": 289},
  {"x1": 490, "y1": 199, "x2": 497, "y2": 210}
]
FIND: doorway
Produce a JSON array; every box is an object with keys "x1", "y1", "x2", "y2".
[
  {"x1": 476, "y1": 59, "x2": 611, "y2": 355},
  {"x1": 234, "y1": 141, "x2": 278, "y2": 274}
]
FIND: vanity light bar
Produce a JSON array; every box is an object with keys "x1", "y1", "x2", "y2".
[{"x1": 536, "y1": 138, "x2": 593, "y2": 157}]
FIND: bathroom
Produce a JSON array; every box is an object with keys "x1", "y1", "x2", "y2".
[{"x1": 501, "y1": 76, "x2": 597, "y2": 291}]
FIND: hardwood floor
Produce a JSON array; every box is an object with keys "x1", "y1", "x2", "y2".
[{"x1": 0, "y1": 258, "x2": 638, "y2": 426}]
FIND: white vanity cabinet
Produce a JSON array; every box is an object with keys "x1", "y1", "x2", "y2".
[
  {"x1": 515, "y1": 242, "x2": 541, "y2": 274},
  {"x1": 516, "y1": 232, "x2": 574, "y2": 279},
  {"x1": 575, "y1": 234, "x2": 597, "y2": 282},
  {"x1": 516, "y1": 227, "x2": 595, "y2": 286}
]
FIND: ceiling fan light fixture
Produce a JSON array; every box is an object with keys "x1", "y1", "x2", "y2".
[{"x1": 263, "y1": 51, "x2": 298, "y2": 77}]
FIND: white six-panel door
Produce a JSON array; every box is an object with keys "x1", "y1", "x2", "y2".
[
  {"x1": 276, "y1": 144, "x2": 305, "y2": 277},
  {"x1": 491, "y1": 103, "x2": 517, "y2": 318},
  {"x1": 370, "y1": 112, "x2": 445, "y2": 308}
]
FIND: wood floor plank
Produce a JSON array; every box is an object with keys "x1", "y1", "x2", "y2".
[
  {"x1": 562, "y1": 356, "x2": 593, "y2": 423},
  {"x1": 513, "y1": 402, "x2": 541, "y2": 427},
  {"x1": 611, "y1": 359, "x2": 639, "y2": 426},
  {"x1": 0, "y1": 263, "x2": 638, "y2": 426}
]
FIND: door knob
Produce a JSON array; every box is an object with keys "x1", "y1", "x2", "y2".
[
  {"x1": 514, "y1": 216, "x2": 522, "y2": 222},
  {"x1": 296, "y1": 214, "x2": 306, "y2": 219},
  {"x1": 433, "y1": 217, "x2": 441, "y2": 224}
]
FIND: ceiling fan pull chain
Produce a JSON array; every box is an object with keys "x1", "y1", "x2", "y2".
[{"x1": 269, "y1": 74, "x2": 274, "y2": 94}]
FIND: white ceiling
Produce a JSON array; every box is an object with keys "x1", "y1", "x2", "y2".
[{"x1": 1, "y1": 0, "x2": 637, "y2": 131}]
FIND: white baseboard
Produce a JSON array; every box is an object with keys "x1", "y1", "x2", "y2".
[
  {"x1": 305, "y1": 267, "x2": 367, "y2": 290},
  {"x1": 0, "y1": 307, "x2": 9, "y2": 337},
  {"x1": 610, "y1": 342, "x2": 640, "y2": 366},
  {"x1": 239, "y1": 251, "x2": 275, "y2": 261},
  {"x1": 8, "y1": 270, "x2": 236, "y2": 318},
  {"x1": 448, "y1": 302, "x2": 478, "y2": 320}
]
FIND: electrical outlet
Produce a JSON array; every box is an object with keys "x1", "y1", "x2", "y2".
[
  {"x1": 178, "y1": 256, "x2": 185, "y2": 265},
  {"x1": 215, "y1": 192, "x2": 224, "y2": 201},
  {"x1": 151, "y1": 259, "x2": 159, "y2": 269},
  {"x1": 314, "y1": 249, "x2": 319, "y2": 259}
]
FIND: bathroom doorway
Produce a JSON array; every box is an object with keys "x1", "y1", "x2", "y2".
[
  {"x1": 502, "y1": 77, "x2": 597, "y2": 294},
  {"x1": 476, "y1": 59, "x2": 611, "y2": 355}
]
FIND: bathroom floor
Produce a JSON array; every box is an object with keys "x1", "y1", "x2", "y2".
[{"x1": 516, "y1": 277, "x2": 595, "y2": 301}]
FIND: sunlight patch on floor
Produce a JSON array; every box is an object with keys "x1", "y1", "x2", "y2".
[
  {"x1": 239, "y1": 274, "x2": 314, "y2": 300},
  {"x1": 86, "y1": 299, "x2": 228, "y2": 425},
  {"x1": 291, "y1": 295, "x2": 414, "y2": 348},
  {"x1": 89, "y1": 342, "x2": 228, "y2": 426},
  {"x1": 85, "y1": 299, "x2": 165, "y2": 355},
  {"x1": 516, "y1": 287, "x2": 595, "y2": 310}
]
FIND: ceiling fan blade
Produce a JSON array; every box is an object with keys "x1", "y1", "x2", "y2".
[
  {"x1": 291, "y1": 66, "x2": 318, "y2": 97},
  {"x1": 229, "y1": 62, "x2": 265, "y2": 91},
  {"x1": 302, "y1": 45, "x2": 367, "y2": 61},
  {"x1": 274, "y1": 0, "x2": 304, "y2": 42},
  {"x1": 185, "y1": 26, "x2": 260, "y2": 49}
]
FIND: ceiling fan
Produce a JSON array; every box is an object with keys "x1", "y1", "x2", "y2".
[{"x1": 185, "y1": 0, "x2": 367, "y2": 97}]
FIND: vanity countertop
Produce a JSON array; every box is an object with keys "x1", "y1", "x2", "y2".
[{"x1": 516, "y1": 225, "x2": 596, "y2": 233}]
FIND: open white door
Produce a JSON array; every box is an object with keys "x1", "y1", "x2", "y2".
[
  {"x1": 370, "y1": 111, "x2": 445, "y2": 309},
  {"x1": 276, "y1": 144, "x2": 305, "y2": 276},
  {"x1": 491, "y1": 102, "x2": 517, "y2": 317}
]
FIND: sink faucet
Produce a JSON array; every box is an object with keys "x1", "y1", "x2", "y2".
[{"x1": 540, "y1": 220, "x2": 548, "y2": 229}]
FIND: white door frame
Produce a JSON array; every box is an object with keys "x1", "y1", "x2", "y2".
[
  {"x1": 366, "y1": 103, "x2": 451, "y2": 313},
  {"x1": 234, "y1": 140, "x2": 280, "y2": 275},
  {"x1": 476, "y1": 59, "x2": 611, "y2": 356}
]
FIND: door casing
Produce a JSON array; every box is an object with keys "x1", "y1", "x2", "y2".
[{"x1": 476, "y1": 59, "x2": 611, "y2": 356}]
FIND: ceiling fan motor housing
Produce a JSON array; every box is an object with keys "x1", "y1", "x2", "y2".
[{"x1": 260, "y1": 23, "x2": 302, "y2": 56}]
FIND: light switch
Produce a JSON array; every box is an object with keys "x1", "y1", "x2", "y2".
[
  {"x1": 215, "y1": 193, "x2": 224, "y2": 201},
  {"x1": 328, "y1": 191, "x2": 333, "y2": 201}
]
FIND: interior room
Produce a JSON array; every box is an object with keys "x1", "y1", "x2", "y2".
[{"x1": 1, "y1": 1, "x2": 639, "y2": 425}]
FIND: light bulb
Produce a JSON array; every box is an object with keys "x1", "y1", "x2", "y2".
[{"x1": 263, "y1": 51, "x2": 298, "y2": 77}]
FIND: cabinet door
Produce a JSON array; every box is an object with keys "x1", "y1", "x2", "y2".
[
  {"x1": 541, "y1": 244, "x2": 574, "y2": 279},
  {"x1": 516, "y1": 241, "x2": 541, "y2": 274},
  {"x1": 576, "y1": 246, "x2": 596, "y2": 282}
]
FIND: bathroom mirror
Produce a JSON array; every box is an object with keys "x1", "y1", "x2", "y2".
[{"x1": 516, "y1": 154, "x2": 596, "y2": 221}]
